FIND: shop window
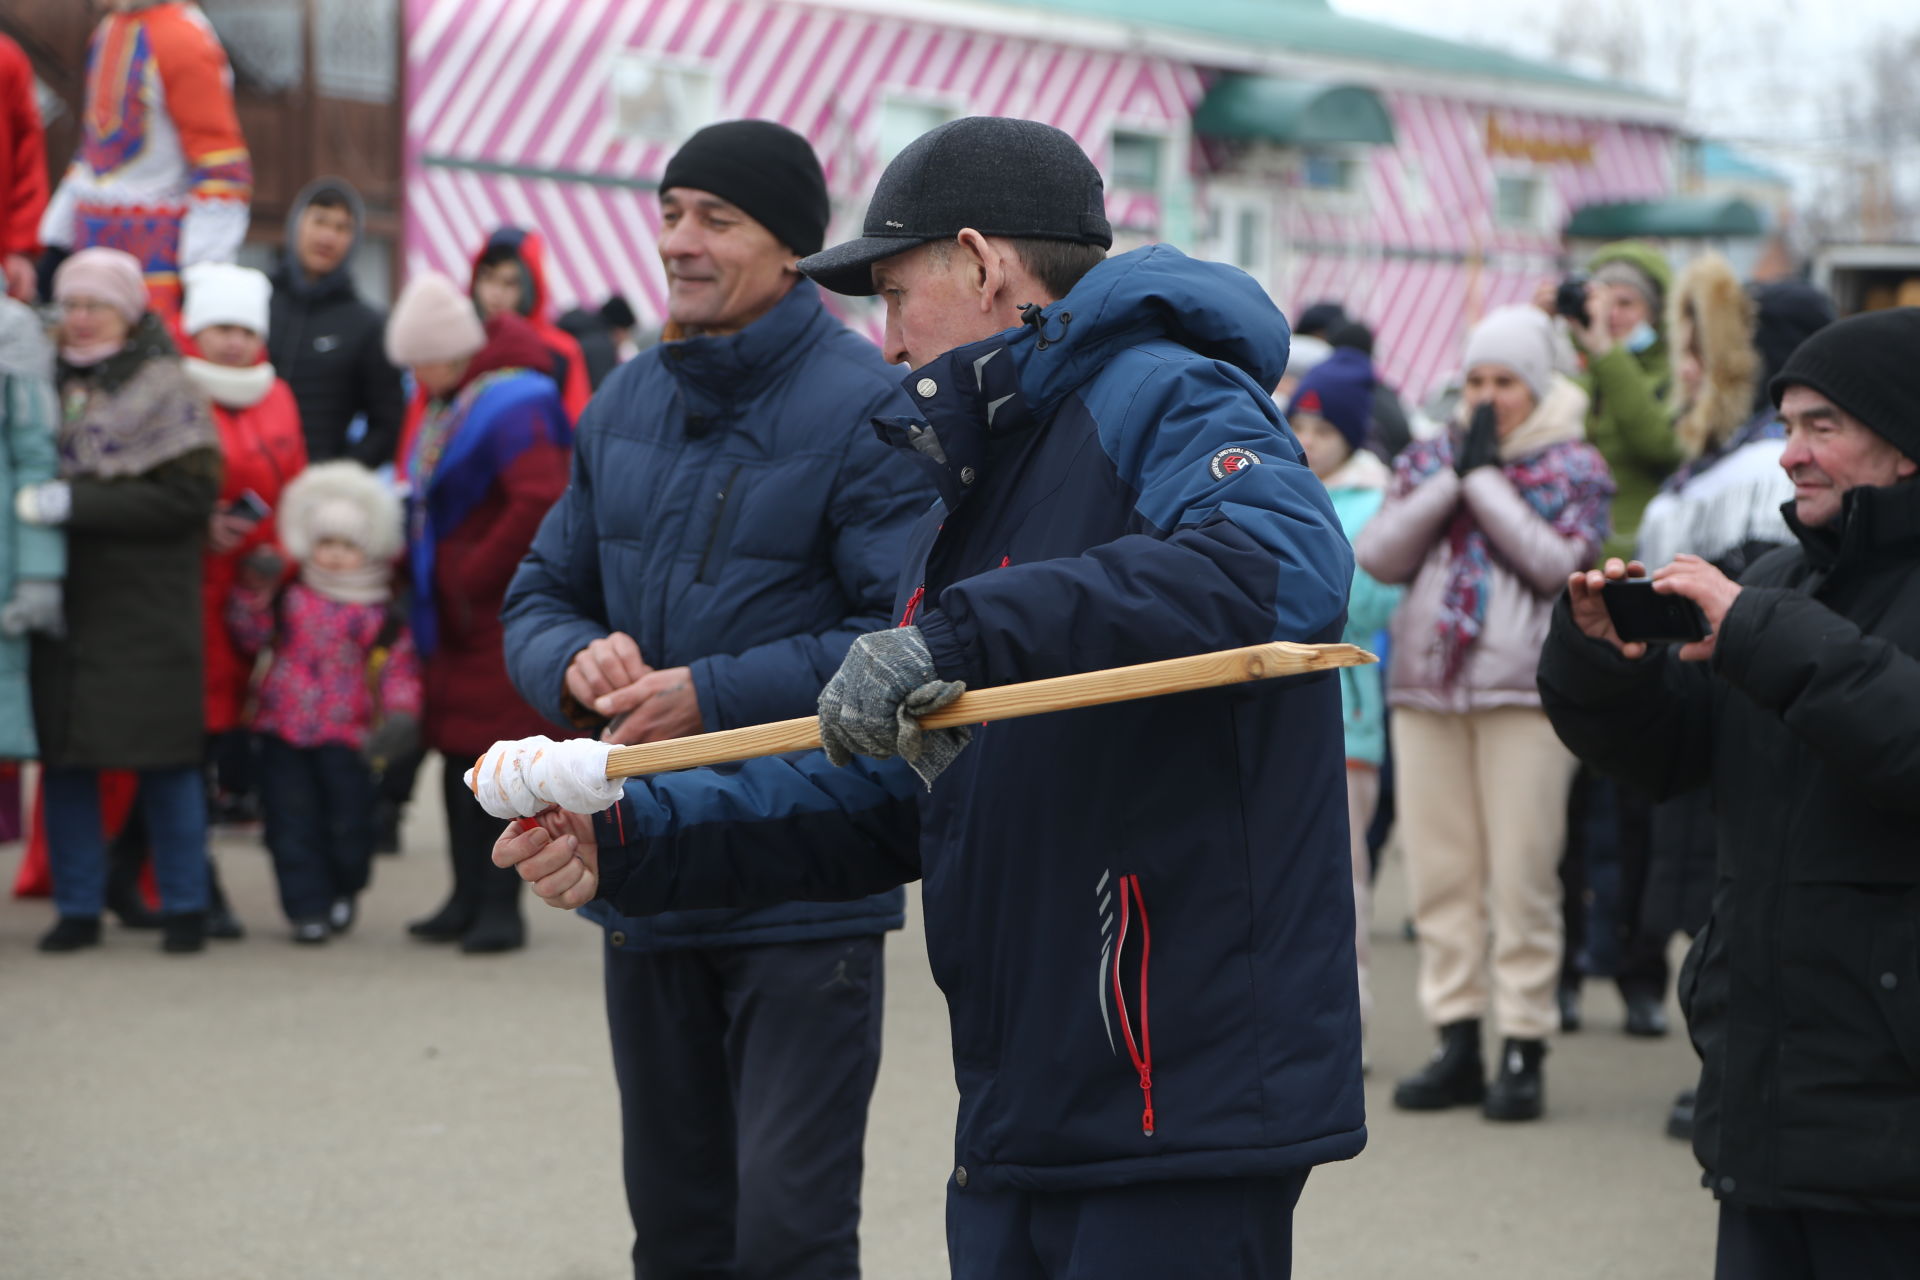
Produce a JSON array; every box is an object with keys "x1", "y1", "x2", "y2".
[{"x1": 610, "y1": 56, "x2": 716, "y2": 144}]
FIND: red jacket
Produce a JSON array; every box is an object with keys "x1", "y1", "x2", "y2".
[
  {"x1": 0, "y1": 34, "x2": 47, "y2": 259},
  {"x1": 411, "y1": 314, "x2": 571, "y2": 756},
  {"x1": 199, "y1": 374, "x2": 307, "y2": 733},
  {"x1": 395, "y1": 228, "x2": 588, "y2": 481}
]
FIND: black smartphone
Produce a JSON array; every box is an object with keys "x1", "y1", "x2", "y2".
[
  {"x1": 226, "y1": 489, "x2": 271, "y2": 522},
  {"x1": 1601, "y1": 579, "x2": 1708, "y2": 644}
]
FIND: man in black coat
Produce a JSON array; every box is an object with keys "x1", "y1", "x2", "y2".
[
  {"x1": 267, "y1": 178, "x2": 405, "y2": 468},
  {"x1": 1538, "y1": 307, "x2": 1920, "y2": 1279}
]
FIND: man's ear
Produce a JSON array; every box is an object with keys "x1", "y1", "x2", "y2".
[{"x1": 954, "y1": 229, "x2": 1000, "y2": 314}]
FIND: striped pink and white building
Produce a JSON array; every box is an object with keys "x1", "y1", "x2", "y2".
[{"x1": 402, "y1": 0, "x2": 1687, "y2": 402}]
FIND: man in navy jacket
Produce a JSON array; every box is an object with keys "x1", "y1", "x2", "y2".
[
  {"x1": 498, "y1": 122, "x2": 932, "y2": 1279},
  {"x1": 491, "y1": 118, "x2": 1363, "y2": 1278}
]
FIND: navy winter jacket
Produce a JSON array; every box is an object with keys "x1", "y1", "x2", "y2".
[
  {"x1": 501, "y1": 280, "x2": 932, "y2": 950},
  {"x1": 585, "y1": 247, "x2": 1366, "y2": 1190}
]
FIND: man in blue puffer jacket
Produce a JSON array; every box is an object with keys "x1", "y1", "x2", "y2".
[
  {"x1": 491, "y1": 118, "x2": 1362, "y2": 1278},
  {"x1": 498, "y1": 122, "x2": 933, "y2": 1280}
]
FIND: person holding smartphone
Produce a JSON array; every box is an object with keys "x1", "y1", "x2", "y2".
[
  {"x1": 181, "y1": 263, "x2": 308, "y2": 827},
  {"x1": 1540, "y1": 307, "x2": 1920, "y2": 1279},
  {"x1": 1354, "y1": 305, "x2": 1615, "y2": 1122}
]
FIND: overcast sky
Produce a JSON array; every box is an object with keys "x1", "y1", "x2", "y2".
[{"x1": 1332, "y1": 0, "x2": 1915, "y2": 144}]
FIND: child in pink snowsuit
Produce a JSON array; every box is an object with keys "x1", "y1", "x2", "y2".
[{"x1": 229, "y1": 460, "x2": 420, "y2": 943}]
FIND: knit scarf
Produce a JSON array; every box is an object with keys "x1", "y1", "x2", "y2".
[
  {"x1": 57, "y1": 317, "x2": 219, "y2": 480},
  {"x1": 301, "y1": 561, "x2": 392, "y2": 605},
  {"x1": 184, "y1": 357, "x2": 276, "y2": 409},
  {"x1": 1393, "y1": 382, "x2": 1613, "y2": 684}
]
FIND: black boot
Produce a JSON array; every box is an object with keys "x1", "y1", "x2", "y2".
[
  {"x1": 105, "y1": 824, "x2": 162, "y2": 930},
  {"x1": 161, "y1": 911, "x2": 208, "y2": 954},
  {"x1": 1623, "y1": 992, "x2": 1669, "y2": 1037},
  {"x1": 205, "y1": 859, "x2": 245, "y2": 941},
  {"x1": 461, "y1": 863, "x2": 526, "y2": 954},
  {"x1": 1483, "y1": 1038, "x2": 1547, "y2": 1121},
  {"x1": 1393, "y1": 1019, "x2": 1486, "y2": 1111},
  {"x1": 373, "y1": 798, "x2": 404, "y2": 856},
  {"x1": 38, "y1": 916, "x2": 103, "y2": 953},
  {"x1": 1666, "y1": 1088, "x2": 1696, "y2": 1141},
  {"x1": 408, "y1": 840, "x2": 477, "y2": 941}
]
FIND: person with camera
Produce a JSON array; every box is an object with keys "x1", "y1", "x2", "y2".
[
  {"x1": 1353, "y1": 305, "x2": 1614, "y2": 1122},
  {"x1": 1538, "y1": 308, "x2": 1920, "y2": 1278}
]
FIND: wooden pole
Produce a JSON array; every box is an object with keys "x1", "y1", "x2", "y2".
[{"x1": 603, "y1": 641, "x2": 1375, "y2": 780}]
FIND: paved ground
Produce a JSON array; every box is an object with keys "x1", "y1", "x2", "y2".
[{"x1": 1, "y1": 760, "x2": 1715, "y2": 1278}]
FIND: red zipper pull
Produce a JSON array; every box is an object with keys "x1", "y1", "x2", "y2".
[
  {"x1": 1139, "y1": 1070, "x2": 1155, "y2": 1137},
  {"x1": 900, "y1": 584, "x2": 925, "y2": 627}
]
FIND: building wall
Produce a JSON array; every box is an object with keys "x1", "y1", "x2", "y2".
[{"x1": 403, "y1": 0, "x2": 1676, "y2": 401}]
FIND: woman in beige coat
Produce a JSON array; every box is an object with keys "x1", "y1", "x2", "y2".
[{"x1": 1355, "y1": 305, "x2": 1614, "y2": 1121}]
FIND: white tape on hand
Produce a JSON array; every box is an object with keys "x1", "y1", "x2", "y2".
[{"x1": 465, "y1": 736, "x2": 624, "y2": 819}]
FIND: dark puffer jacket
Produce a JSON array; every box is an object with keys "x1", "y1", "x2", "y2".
[
  {"x1": 32, "y1": 318, "x2": 221, "y2": 769},
  {"x1": 502, "y1": 278, "x2": 931, "y2": 951},
  {"x1": 581, "y1": 246, "x2": 1363, "y2": 1192},
  {"x1": 1540, "y1": 479, "x2": 1920, "y2": 1216}
]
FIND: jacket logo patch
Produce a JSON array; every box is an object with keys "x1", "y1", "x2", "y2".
[
  {"x1": 314, "y1": 335, "x2": 341, "y2": 352},
  {"x1": 1209, "y1": 447, "x2": 1261, "y2": 480}
]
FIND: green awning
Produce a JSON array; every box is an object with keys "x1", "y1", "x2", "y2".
[
  {"x1": 1193, "y1": 77, "x2": 1396, "y2": 147},
  {"x1": 1566, "y1": 197, "x2": 1767, "y2": 240}
]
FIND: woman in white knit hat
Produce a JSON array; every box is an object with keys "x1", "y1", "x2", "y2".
[
  {"x1": 181, "y1": 261, "x2": 310, "y2": 829},
  {"x1": 385, "y1": 273, "x2": 572, "y2": 953},
  {"x1": 1355, "y1": 305, "x2": 1616, "y2": 1122}
]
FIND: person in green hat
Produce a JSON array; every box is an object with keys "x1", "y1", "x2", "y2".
[{"x1": 1542, "y1": 240, "x2": 1681, "y2": 564}]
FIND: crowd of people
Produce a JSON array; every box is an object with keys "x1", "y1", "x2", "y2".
[{"x1": 6, "y1": 5, "x2": 1920, "y2": 1280}]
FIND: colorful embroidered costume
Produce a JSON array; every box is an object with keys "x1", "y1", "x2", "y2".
[{"x1": 39, "y1": 2, "x2": 251, "y2": 318}]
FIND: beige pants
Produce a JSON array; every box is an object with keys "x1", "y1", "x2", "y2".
[
  {"x1": 1392, "y1": 706, "x2": 1577, "y2": 1040},
  {"x1": 1346, "y1": 764, "x2": 1380, "y2": 1030}
]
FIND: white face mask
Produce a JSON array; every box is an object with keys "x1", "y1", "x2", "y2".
[{"x1": 1624, "y1": 322, "x2": 1658, "y2": 355}]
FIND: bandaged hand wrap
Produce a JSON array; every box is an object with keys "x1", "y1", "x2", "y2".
[{"x1": 465, "y1": 736, "x2": 626, "y2": 819}]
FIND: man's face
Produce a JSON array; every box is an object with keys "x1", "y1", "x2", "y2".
[
  {"x1": 295, "y1": 203, "x2": 355, "y2": 280},
  {"x1": 1600, "y1": 282, "x2": 1652, "y2": 341},
  {"x1": 657, "y1": 189, "x2": 794, "y2": 337},
  {"x1": 473, "y1": 261, "x2": 524, "y2": 320},
  {"x1": 1778, "y1": 385, "x2": 1917, "y2": 527},
  {"x1": 874, "y1": 243, "x2": 1005, "y2": 370}
]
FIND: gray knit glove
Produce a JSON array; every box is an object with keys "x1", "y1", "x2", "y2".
[
  {"x1": 0, "y1": 579, "x2": 62, "y2": 637},
  {"x1": 818, "y1": 626, "x2": 971, "y2": 788}
]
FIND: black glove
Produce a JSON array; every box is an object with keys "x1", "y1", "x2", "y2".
[
  {"x1": 817, "y1": 626, "x2": 971, "y2": 788},
  {"x1": 364, "y1": 712, "x2": 420, "y2": 770},
  {"x1": 1456, "y1": 403, "x2": 1501, "y2": 476}
]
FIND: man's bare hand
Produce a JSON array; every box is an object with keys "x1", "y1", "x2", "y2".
[
  {"x1": 1654, "y1": 554, "x2": 1742, "y2": 663},
  {"x1": 1567, "y1": 557, "x2": 1649, "y2": 661},
  {"x1": 566, "y1": 633, "x2": 651, "y2": 714},
  {"x1": 599, "y1": 666, "x2": 702, "y2": 744},
  {"x1": 492, "y1": 815, "x2": 600, "y2": 909}
]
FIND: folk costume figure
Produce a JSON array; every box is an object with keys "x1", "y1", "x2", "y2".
[{"x1": 40, "y1": 1, "x2": 252, "y2": 321}]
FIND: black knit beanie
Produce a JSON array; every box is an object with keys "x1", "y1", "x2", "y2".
[
  {"x1": 660, "y1": 120, "x2": 830, "y2": 256},
  {"x1": 1770, "y1": 307, "x2": 1920, "y2": 461}
]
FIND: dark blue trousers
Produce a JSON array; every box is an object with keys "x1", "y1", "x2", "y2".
[
  {"x1": 259, "y1": 735, "x2": 376, "y2": 923},
  {"x1": 604, "y1": 934, "x2": 885, "y2": 1280},
  {"x1": 1716, "y1": 1202, "x2": 1920, "y2": 1279},
  {"x1": 948, "y1": 1171, "x2": 1310, "y2": 1279}
]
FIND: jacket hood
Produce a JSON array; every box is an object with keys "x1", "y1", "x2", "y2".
[
  {"x1": 0, "y1": 297, "x2": 53, "y2": 381},
  {"x1": 455, "y1": 312, "x2": 555, "y2": 396},
  {"x1": 998, "y1": 245, "x2": 1290, "y2": 424},
  {"x1": 1667, "y1": 254, "x2": 1758, "y2": 458},
  {"x1": 1587, "y1": 240, "x2": 1674, "y2": 328},
  {"x1": 277, "y1": 177, "x2": 367, "y2": 300},
  {"x1": 278, "y1": 459, "x2": 405, "y2": 565},
  {"x1": 471, "y1": 226, "x2": 555, "y2": 323}
]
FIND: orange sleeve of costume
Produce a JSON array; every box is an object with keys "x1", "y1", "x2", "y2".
[
  {"x1": 0, "y1": 37, "x2": 47, "y2": 256},
  {"x1": 145, "y1": 7, "x2": 251, "y2": 203}
]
